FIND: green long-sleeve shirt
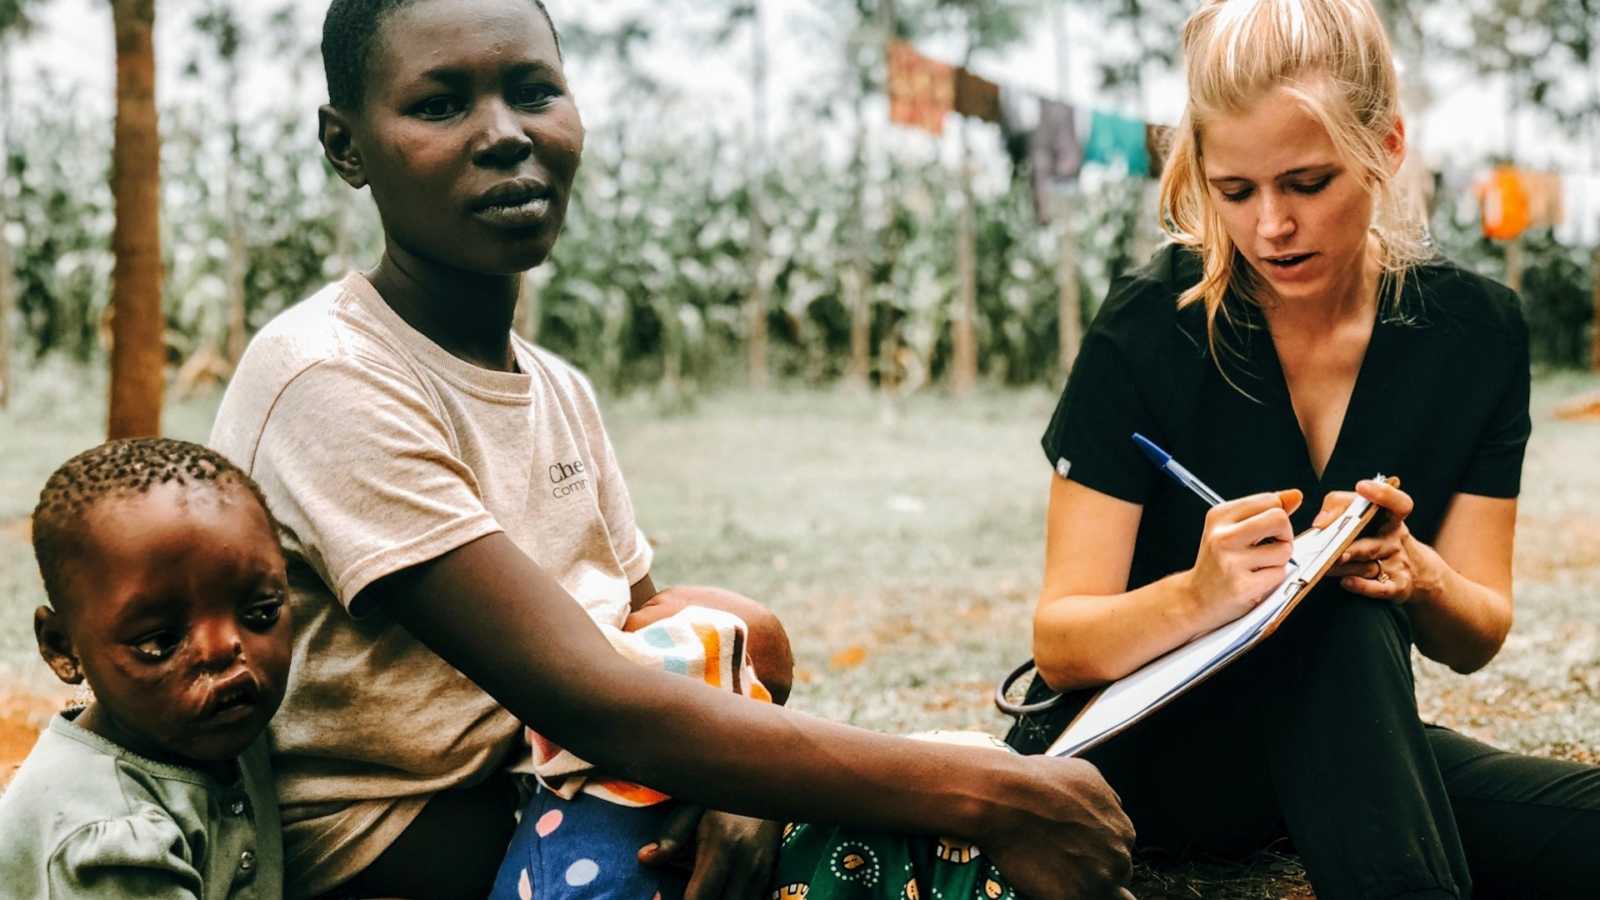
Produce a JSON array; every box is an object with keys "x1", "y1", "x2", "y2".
[{"x1": 0, "y1": 710, "x2": 282, "y2": 899}]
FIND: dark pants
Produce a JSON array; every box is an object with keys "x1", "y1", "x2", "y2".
[{"x1": 1020, "y1": 588, "x2": 1600, "y2": 900}]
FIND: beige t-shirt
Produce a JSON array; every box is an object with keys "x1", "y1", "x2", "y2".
[{"x1": 209, "y1": 274, "x2": 652, "y2": 897}]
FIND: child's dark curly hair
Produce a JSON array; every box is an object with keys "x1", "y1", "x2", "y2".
[
  {"x1": 322, "y1": 0, "x2": 561, "y2": 111},
  {"x1": 32, "y1": 438, "x2": 277, "y2": 607}
]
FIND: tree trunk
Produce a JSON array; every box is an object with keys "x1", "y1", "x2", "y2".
[
  {"x1": 876, "y1": 0, "x2": 899, "y2": 395},
  {"x1": 224, "y1": 64, "x2": 247, "y2": 366},
  {"x1": 659, "y1": 298, "x2": 681, "y2": 394},
  {"x1": 0, "y1": 37, "x2": 14, "y2": 409},
  {"x1": 108, "y1": 0, "x2": 163, "y2": 439},
  {"x1": 845, "y1": 79, "x2": 870, "y2": 387},
  {"x1": 745, "y1": 244, "x2": 769, "y2": 390},
  {"x1": 744, "y1": 0, "x2": 769, "y2": 390},
  {"x1": 951, "y1": 119, "x2": 977, "y2": 395},
  {"x1": 1051, "y1": 4, "x2": 1082, "y2": 379},
  {"x1": 1504, "y1": 237, "x2": 1523, "y2": 295},
  {"x1": 1057, "y1": 203, "x2": 1081, "y2": 377},
  {"x1": 879, "y1": 327, "x2": 899, "y2": 395}
]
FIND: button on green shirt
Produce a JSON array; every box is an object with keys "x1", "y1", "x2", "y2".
[{"x1": 0, "y1": 711, "x2": 282, "y2": 899}]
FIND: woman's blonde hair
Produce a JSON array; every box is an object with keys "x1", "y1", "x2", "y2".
[{"x1": 1157, "y1": 0, "x2": 1431, "y2": 362}]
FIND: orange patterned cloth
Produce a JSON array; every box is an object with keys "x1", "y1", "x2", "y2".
[
  {"x1": 1479, "y1": 168, "x2": 1531, "y2": 240},
  {"x1": 525, "y1": 605, "x2": 772, "y2": 807},
  {"x1": 888, "y1": 41, "x2": 955, "y2": 136}
]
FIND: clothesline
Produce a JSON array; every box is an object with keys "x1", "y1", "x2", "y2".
[
  {"x1": 885, "y1": 40, "x2": 1600, "y2": 248},
  {"x1": 886, "y1": 40, "x2": 1171, "y2": 223}
]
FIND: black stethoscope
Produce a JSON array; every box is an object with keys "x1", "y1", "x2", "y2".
[{"x1": 993, "y1": 658, "x2": 1064, "y2": 717}]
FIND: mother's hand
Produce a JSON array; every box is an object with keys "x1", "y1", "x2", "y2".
[{"x1": 1315, "y1": 479, "x2": 1433, "y2": 603}]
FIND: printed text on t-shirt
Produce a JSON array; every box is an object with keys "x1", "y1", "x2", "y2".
[{"x1": 549, "y1": 459, "x2": 589, "y2": 499}]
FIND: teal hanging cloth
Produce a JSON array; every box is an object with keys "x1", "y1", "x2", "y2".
[{"x1": 1083, "y1": 110, "x2": 1152, "y2": 177}]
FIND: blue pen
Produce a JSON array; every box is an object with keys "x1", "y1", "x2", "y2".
[{"x1": 1132, "y1": 433, "x2": 1297, "y2": 566}]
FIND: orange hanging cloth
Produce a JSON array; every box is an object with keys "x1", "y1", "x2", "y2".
[
  {"x1": 1478, "y1": 166, "x2": 1532, "y2": 240},
  {"x1": 887, "y1": 41, "x2": 955, "y2": 136}
]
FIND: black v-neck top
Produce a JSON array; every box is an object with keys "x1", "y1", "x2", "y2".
[{"x1": 1043, "y1": 243, "x2": 1531, "y2": 593}]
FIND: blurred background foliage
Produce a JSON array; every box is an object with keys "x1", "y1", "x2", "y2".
[{"x1": 0, "y1": 0, "x2": 1595, "y2": 401}]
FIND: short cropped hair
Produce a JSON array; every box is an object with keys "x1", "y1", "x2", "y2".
[
  {"x1": 32, "y1": 438, "x2": 275, "y2": 607},
  {"x1": 322, "y1": 0, "x2": 560, "y2": 110}
]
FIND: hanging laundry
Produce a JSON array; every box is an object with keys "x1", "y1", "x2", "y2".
[
  {"x1": 998, "y1": 85, "x2": 1042, "y2": 170},
  {"x1": 1523, "y1": 171, "x2": 1564, "y2": 229},
  {"x1": 1029, "y1": 99, "x2": 1084, "y2": 223},
  {"x1": 887, "y1": 41, "x2": 955, "y2": 136},
  {"x1": 999, "y1": 87, "x2": 1084, "y2": 224},
  {"x1": 1477, "y1": 167, "x2": 1562, "y2": 240},
  {"x1": 1083, "y1": 110, "x2": 1151, "y2": 177},
  {"x1": 953, "y1": 67, "x2": 1002, "y2": 124},
  {"x1": 1477, "y1": 167, "x2": 1532, "y2": 241},
  {"x1": 1146, "y1": 123, "x2": 1175, "y2": 179}
]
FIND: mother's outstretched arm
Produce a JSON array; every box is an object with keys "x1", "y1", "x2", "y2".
[{"x1": 366, "y1": 530, "x2": 1139, "y2": 900}]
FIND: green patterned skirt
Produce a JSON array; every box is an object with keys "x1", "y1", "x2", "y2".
[{"x1": 773, "y1": 821, "x2": 1018, "y2": 900}]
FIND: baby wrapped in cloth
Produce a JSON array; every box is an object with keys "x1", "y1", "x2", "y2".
[{"x1": 529, "y1": 604, "x2": 774, "y2": 806}]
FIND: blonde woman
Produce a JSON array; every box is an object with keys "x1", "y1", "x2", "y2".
[{"x1": 1018, "y1": 0, "x2": 1600, "y2": 897}]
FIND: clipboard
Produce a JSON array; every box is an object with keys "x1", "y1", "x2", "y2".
[{"x1": 1044, "y1": 476, "x2": 1391, "y2": 758}]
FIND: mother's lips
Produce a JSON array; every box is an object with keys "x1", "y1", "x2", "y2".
[{"x1": 473, "y1": 177, "x2": 552, "y2": 211}]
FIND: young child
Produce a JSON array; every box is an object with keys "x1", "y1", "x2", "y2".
[
  {"x1": 0, "y1": 438, "x2": 293, "y2": 898},
  {"x1": 207, "y1": 0, "x2": 1135, "y2": 897}
]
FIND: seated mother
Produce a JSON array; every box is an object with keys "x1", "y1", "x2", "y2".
[{"x1": 1021, "y1": 1, "x2": 1600, "y2": 898}]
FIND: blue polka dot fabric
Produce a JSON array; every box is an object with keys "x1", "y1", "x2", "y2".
[{"x1": 490, "y1": 787, "x2": 688, "y2": 900}]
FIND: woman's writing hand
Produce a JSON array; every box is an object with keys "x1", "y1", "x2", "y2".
[
  {"x1": 1316, "y1": 479, "x2": 1435, "y2": 604},
  {"x1": 984, "y1": 756, "x2": 1137, "y2": 900},
  {"x1": 639, "y1": 805, "x2": 780, "y2": 900},
  {"x1": 1183, "y1": 489, "x2": 1302, "y2": 630}
]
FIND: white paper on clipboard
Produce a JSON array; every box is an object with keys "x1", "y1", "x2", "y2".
[{"x1": 1046, "y1": 488, "x2": 1383, "y2": 758}]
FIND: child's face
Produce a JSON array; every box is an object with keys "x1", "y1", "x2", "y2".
[
  {"x1": 342, "y1": 0, "x2": 582, "y2": 275},
  {"x1": 43, "y1": 482, "x2": 292, "y2": 764}
]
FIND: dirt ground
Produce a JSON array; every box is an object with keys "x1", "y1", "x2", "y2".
[{"x1": 0, "y1": 681, "x2": 72, "y2": 788}]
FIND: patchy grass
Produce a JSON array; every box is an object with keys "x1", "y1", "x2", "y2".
[
  {"x1": 1415, "y1": 369, "x2": 1600, "y2": 759},
  {"x1": 606, "y1": 386, "x2": 1057, "y2": 733},
  {"x1": 2, "y1": 367, "x2": 1599, "y2": 896}
]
